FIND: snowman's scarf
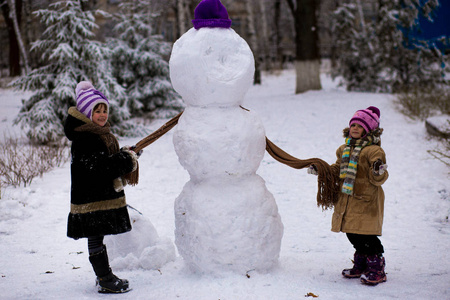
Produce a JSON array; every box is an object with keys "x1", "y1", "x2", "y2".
[
  {"x1": 265, "y1": 138, "x2": 339, "y2": 209},
  {"x1": 132, "y1": 108, "x2": 339, "y2": 209},
  {"x1": 133, "y1": 111, "x2": 183, "y2": 153}
]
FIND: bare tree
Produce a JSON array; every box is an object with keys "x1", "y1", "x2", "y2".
[
  {"x1": 1, "y1": 0, "x2": 21, "y2": 76},
  {"x1": 6, "y1": 0, "x2": 29, "y2": 74},
  {"x1": 272, "y1": 0, "x2": 282, "y2": 68},
  {"x1": 285, "y1": 0, "x2": 321, "y2": 93},
  {"x1": 245, "y1": 0, "x2": 261, "y2": 84},
  {"x1": 257, "y1": 0, "x2": 270, "y2": 70},
  {"x1": 356, "y1": 0, "x2": 374, "y2": 53},
  {"x1": 177, "y1": 0, "x2": 187, "y2": 35}
]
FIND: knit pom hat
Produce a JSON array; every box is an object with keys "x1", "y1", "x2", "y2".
[
  {"x1": 192, "y1": 0, "x2": 232, "y2": 29},
  {"x1": 349, "y1": 106, "x2": 380, "y2": 135},
  {"x1": 75, "y1": 81, "x2": 109, "y2": 120}
]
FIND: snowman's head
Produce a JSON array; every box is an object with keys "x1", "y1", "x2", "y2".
[{"x1": 169, "y1": 0, "x2": 254, "y2": 107}]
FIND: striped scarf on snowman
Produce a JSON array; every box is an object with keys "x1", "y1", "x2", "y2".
[{"x1": 339, "y1": 134, "x2": 379, "y2": 195}]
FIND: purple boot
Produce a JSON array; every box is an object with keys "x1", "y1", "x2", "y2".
[
  {"x1": 342, "y1": 252, "x2": 367, "y2": 278},
  {"x1": 360, "y1": 254, "x2": 387, "y2": 285}
]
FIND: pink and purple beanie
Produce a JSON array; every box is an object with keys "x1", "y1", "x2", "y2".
[
  {"x1": 349, "y1": 106, "x2": 380, "y2": 134},
  {"x1": 192, "y1": 0, "x2": 232, "y2": 29},
  {"x1": 75, "y1": 81, "x2": 109, "y2": 120}
]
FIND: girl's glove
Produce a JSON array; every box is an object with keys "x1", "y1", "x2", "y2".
[
  {"x1": 373, "y1": 159, "x2": 387, "y2": 175},
  {"x1": 130, "y1": 145, "x2": 143, "y2": 158},
  {"x1": 121, "y1": 145, "x2": 143, "y2": 159},
  {"x1": 307, "y1": 165, "x2": 318, "y2": 176}
]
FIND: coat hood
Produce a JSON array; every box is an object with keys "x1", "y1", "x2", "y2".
[{"x1": 64, "y1": 107, "x2": 93, "y2": 141}]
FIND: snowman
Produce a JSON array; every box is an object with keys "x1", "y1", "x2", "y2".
[{"x1": 169, "y1": 0, "x2": 283, "y2": 275}]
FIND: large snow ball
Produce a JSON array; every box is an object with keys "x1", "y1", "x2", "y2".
[
  {"x1": 169, "y1": 27, "x2": 255, "y2": 107},
  {"x1": 173, "y1": 106, "x2": 266, "y2": 181},
  {"x1": 105, "y1": 206, "x2": 176, "y2": 270},
  {"x1": 174, "y1": 175, "x2": 284, "y2": 275}
]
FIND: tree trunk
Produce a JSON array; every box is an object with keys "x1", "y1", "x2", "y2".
[
  {"x1": 356, "y1": 0, "x2": 373, "y2": 53},
  {"x1": 294, "y1": 60, "x2": 321, "y2": 93},
  {"x1": 1, "y1": 0, "x2": 20, "y2": 76},
  {"x1": 24, "y1": 0, "x2": 35, "y2": 68},
  {"x1": 6, "y1": 0, "x2": 29, "y2": 75},
  {"x1": 177, "y1": 0, "x2": 187, "y2": 36},
  {"x1": 258, "y1": 0, "x2": 270, "y2": 71},
  {"x1": 272, "y1": 0, "x2": 282, "y2": 69},
  {"x1": 330, "y1": 0, "x2": 340, "y2": 69},
  {"x1": 245, "y1": 0, "x2": 261, "y2": 84},
  {"x1": 286, "y1": 0, "x2": 322, "y2": 93}
]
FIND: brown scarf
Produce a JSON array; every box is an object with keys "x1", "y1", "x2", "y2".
[
  {"x1": 75, "y1": 122, "x2": 119, "y2": 154},
  {"x1": 133, "y1": 109, "x2": 339, "y2": 209},
  {"x1": 265, "y1": 138, "x2": 339, "y2": 209}
]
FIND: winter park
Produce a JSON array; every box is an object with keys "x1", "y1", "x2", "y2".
[{"x1": 0, "y1": 0, "x2": 449, "y2": 299}]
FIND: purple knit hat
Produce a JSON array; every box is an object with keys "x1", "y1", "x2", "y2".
[
  {"x1": 349, "y1": 106, "x2": 380, "y2": 134},
  {"x1": 192, "y1": 0, "x2": 232, "y2": 29},
  {"x1": 75, "y1": 81, "x2": 109, "y2": 120}
]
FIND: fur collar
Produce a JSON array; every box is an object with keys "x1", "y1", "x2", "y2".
[{"x1": 68, "y1": 106, "x2": 91, "y2": 124}]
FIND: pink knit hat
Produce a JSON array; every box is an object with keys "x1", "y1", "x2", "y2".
[
  {"x1": 349, "y1": 106, "x2": 380, "y2": 135},
  {"x1": 75, "y1": 81, "x2": 109, "y2": 120}
]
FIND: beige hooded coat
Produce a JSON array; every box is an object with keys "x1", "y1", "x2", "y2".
[{"x1": 331, "y1": 144, "x2": 388, "y2": 236}]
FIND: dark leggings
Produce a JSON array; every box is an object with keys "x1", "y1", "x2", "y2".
[
  {"x1": 88, "y1": 236, "x2": 104, "y2": 255},
  {"x1": 346, "y1": 233, "x2": 384, "y2": 255}
]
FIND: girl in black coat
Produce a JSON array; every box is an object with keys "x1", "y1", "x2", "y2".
[{"x1": 64, "y1": 81, "x2": 139, "y2": 293}]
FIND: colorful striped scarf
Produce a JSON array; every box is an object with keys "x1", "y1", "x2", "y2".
[{"x1": 339, "y1": 134, "x2": 379, "y2": 195}]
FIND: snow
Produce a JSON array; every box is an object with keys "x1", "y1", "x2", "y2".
[
  {"x1": 0, "y1": 70, "x2": 449, "y2": 299},
  {"x1": 426, "y1": 114, "x2": 450, "y2": 136},
  {"x1": 169, "y1": 28, "x2": 254, "y2": 107},
  {"x1": 170, "y1": 25, "x2": 283, "y2": 275}
]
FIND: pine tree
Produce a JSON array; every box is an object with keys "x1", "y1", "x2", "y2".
[
  {"x1": 107, "y1": 0, "x2": 183, "y2": 119},
  {"x1": 12, "y1": 0, "x2": 132, "y2": 143},
  {"x1": 331, "y1": 0, "x2": 445, "y2": 93},
  {"x1": 331, "y1": 3, "x2": 384, "y2": 92}
]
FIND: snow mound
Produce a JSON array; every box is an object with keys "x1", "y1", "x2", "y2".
[
  {"x1": 104, "y1": 206, "x2": 176, "y2": 270},
  {"x1": 425, "y1": 114, "x2": 450, "y2": 138}
]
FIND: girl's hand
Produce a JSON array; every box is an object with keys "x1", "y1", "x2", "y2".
[
  {"x1": 307, "y1": 165, "x2": 318, "y2": 176},
  {"x1": 121, "y1": 145, "x2": 143, "y2": 158},
  {"x1": 130, "y1": 145, "x2": 143, "y2": 158},
  {"x1": 373, "y1": 159, "x2": 387, "y2": 175}
]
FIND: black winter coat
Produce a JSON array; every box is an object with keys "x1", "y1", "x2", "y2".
[{"x1": 64, "y1": 107, "x2": 137, "y2": 239}]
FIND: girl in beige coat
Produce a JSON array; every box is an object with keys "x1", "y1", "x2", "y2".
[{"x1": 310, "y1": 106, "x2": 388, "y2": 285}]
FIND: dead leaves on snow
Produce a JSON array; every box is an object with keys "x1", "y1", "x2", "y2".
[{"x1": 305, "y1": 292, "x2": 319, "y2": 298}]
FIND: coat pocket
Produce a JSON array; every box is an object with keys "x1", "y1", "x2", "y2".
[{"x1": 352, "y1": 191, "x2": 377, "y2": 214}]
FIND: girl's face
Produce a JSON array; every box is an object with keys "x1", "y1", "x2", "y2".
[
  {"x1": 350, "y1": 123, "x2": 365, "y2": 139},
  {"x1": 92, "y1": 104, "x2": 108, "y2": 127}
]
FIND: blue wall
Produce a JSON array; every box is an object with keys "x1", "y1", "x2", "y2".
[{"x1": 414, "y1": 0, "x2": 450, "y2": 52}]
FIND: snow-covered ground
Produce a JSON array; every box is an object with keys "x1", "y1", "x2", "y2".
[{"x1": 0, "y1": 70, "x2": 449, "y2": 299}]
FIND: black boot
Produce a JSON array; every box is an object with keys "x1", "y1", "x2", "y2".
[{"x1": 88, "y1": 245, "x2": 131, "y2": 294}]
